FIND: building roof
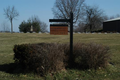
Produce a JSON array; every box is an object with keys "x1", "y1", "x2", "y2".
[
  {"x1": 104, "y1": 17, "x2": 120, "y2": 22},
  {"x1": 50, "y1": 24, "x2": 68, "y2": 26}
]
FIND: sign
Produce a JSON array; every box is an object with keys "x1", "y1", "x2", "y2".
[
  {"x1": 49, "y1": 12, "x2": 73, "y2": 66},
  {"x1": 50, "y1": 24, "x2": 68, "y2": 35}
]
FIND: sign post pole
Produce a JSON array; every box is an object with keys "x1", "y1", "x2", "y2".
[
  {"x1": 70, "y1": 12, "x2": 73, "y2": 66},
  {"x1": 49, "y1": 12, "x2": 73, "y2": 66}
]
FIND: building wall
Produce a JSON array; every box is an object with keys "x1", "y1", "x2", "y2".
[{"x1": 103, "y1": 20, "x2": 120, "y2": 32}]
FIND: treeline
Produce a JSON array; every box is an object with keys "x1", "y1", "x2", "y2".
[
  {"x1": 2, "y1": 6, "x2": 48, "y2": 33},
  {"x1": 52, "y1": 0, "x2": 120, "y2": 32},
  {"x1": 2, "y1": 0, "x2": 120, "y2": 33},
  {"x1": 19, "y1": 15, "x2": 48, "y2": 33}
]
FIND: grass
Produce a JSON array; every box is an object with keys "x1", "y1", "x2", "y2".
[{"x1": 0, "y1": 33, "x2": 120, "y2": 80}]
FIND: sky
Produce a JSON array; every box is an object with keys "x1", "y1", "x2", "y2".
[{"x1": 0, "y1": 0, "x2": 120, "y2": 32}]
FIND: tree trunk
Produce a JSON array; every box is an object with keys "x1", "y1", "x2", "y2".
[
  {"x1": 90, "y1": 25, "x2": 92, "y2": 33},
  {"x1": 11, "y1": 20, "x2": 13, "y2": 33}
]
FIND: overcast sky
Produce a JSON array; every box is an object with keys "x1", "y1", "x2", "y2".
[{"x1": 0, "y1": 0, "x2": 120, "y2": 32}]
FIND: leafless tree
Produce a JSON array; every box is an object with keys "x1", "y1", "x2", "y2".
[
  {"x1": 29, "y1": 15, "x2": 48, "y2": 32},
  {"x1": 74, "y1": 22, "x2": 86, "y2": 32},
  {"x1": 40, "y1": 22, "x2": 48, "y2": 32},
  {"x1": 30, "y1": 15, "x2": 41, "y2": 23},
  {"x1": 4, "y1": 6, "x2": 19, "y2": 33},
  {"x1": 103, "y1": 15, "x2": 109, "y2": 21},
  {"x1": 1, "y1": 21, "x2": 10, "y2": 32},
  {"x1": 115, "y1": 14, "x2": 120, "y2": 18},
  {"x1": 84, "y1": 5, "x2": 104, "y2": 32},
  {"x1": 109, "y1": 16, "x2": 115, "y2": 19},
  {"x1": 52, "y1": 0, "x2": 85, "y2": 23},
  {"x1": 109, "y1": 14, "x2": 120, "y2": 20}
]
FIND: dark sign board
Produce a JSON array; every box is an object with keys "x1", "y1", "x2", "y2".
[{"x1": 50, "y1": 24, "x2": 68, "y2": 35}]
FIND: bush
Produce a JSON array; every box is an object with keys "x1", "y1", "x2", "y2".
[
  {"x1": 13, "y1": 43, "x2": 65, "y2": 75},
  {"x1": 13, "y1": 42, "x2": 110, "y2": 75},
  {"x1": 63, "y1": 42, "x2": 110, "y2": 69}
]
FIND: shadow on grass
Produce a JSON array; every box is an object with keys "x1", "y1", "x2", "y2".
[{"x1": 0, "y1": 63, "x2": 24, "y2": 74}]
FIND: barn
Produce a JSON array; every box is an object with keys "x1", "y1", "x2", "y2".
[{"x1": 103, "y1": 17, "x2": 120, "y2": 32}]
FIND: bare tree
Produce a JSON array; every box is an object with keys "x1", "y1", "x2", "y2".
[
  {"x1": 115, "y1": 14, "x2": 120, "y2": 18},
  {"x1": 1, "y1": 21, "x2": 10, "y2": 32},
  {"x1": 4, "y1": 6, "x2": 19, "y2": 33},
  {"x1": 29, "y1": 15, "x2": 48, "y2": 32},
  {"x1": 109, "y1": 16, "x2": 115, "y2": 20},
  {"x1": 30, "y1": 15, "x2": 41, "y2": 23},
  {"x1": 103, "y1": 15, "x2": 109, "y2": 21},
  {"x1": 109, "y1": 14, "x2": 120, "y2": 20},
  {"x1": 84, "y1": 5, "x2": 104, "y2": 32},
  {"x1": 52, "y1": 0, "x2": 85, "y2": 23},
  {"x1": 74, "y1": 22, "x2": 86, "y2": 32},
  {"x1": 40, "y1": 22, "x2": 48, "y2": 32}
]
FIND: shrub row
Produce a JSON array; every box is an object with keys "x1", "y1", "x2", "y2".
[{"x1": 13, "y1": 42, "x2": 110, "y2": 75}]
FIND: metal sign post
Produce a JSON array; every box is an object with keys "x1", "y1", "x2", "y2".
[
  {"x1": 49, "y1": 12, "x2": 73, "y2": 66},
  {"x1": 70, "y1": 12, "x2": 73, "y2": 63}
]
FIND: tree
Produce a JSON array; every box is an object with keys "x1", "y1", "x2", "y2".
[
  {"x1": 108, "y1": 14, "x2": 120, "y2": 20},
  {"x1": 40, "y1": 22, "x2": 48, "y2": 32},
  {"x1": 74, "y1": 22, "x2": 86, "y2": 32},
  {"x1": 1, "y1": 21, "x2": 10, "y2": 32},
  {"x1": 19, "y1": 21, "x2": 30, "y2": 33},
  {"x1": 84, "y1": 5, "x2": 105, "y2": 32},
  {"x1": 52, "y1": 0, "x2": 85, "y2": 23},
  {"x1": 19, "y1": 15, "x2": 48, "y2": 33},
  {"x1": 19, "y1": 20, "x2": 40, "y2": 33},
  {"x1": 4, "y1": 6, "x2": 19, "y2": 33},
  {"x1": 29, "y1": 15, "x2": 48, "y2": 32}
]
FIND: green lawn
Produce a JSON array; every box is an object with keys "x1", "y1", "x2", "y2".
[{"x1": 0, "y1": 33, "x2": 120, "y2": 80}]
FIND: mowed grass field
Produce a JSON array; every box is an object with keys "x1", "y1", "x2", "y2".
[{"x1": 0, "y1": 33, "x2": 120, "y2": 80}]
